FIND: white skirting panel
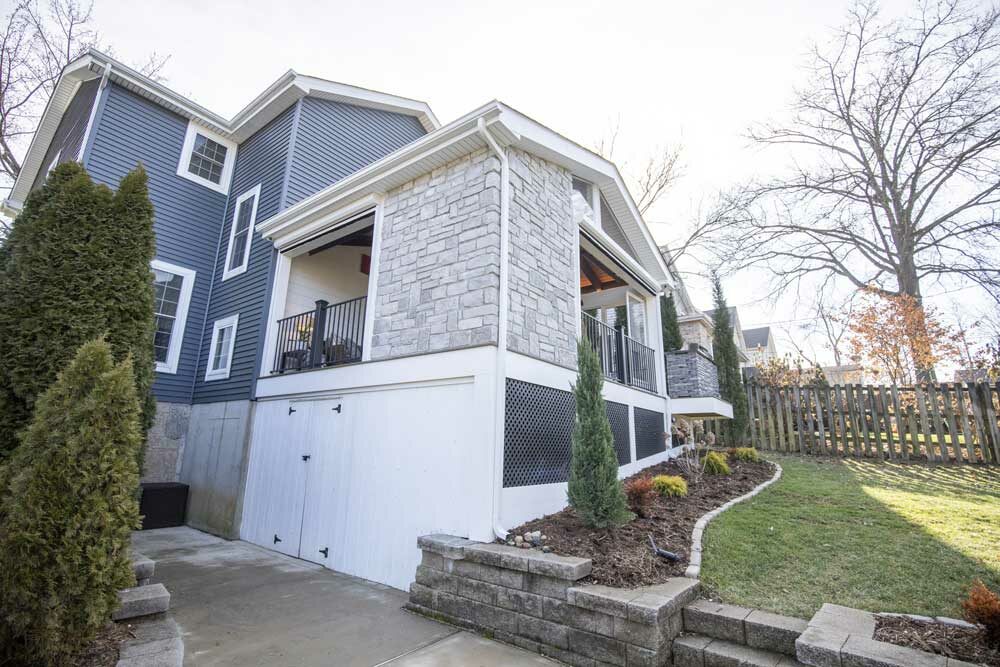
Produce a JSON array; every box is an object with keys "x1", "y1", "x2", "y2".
[{"x1": 242, "y1": 346, "x2": 497, "y2": 590}]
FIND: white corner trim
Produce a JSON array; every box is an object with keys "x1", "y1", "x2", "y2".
[
  {"x1": 152, "y1": 259, "x2": 197, "y2": 375},
  {"x1": 361, "y1": 196, "x2": 385, "y2": 362},
  {"x1": 176, "y1": 120, "x2": 238, "y2": 195},
  {"x1": 222, "y1": 183, "x2": 262, "y2": 281},
  {"x1": 205, "y1": 313, "x2": 240, "y2": 381},
  {"x1": 684, "y1": 461, "x2": 783, "y2": 579}
]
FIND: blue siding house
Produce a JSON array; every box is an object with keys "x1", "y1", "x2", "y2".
[{"x1": 8, "y1": 49, "x2": 722, "y2": 590}]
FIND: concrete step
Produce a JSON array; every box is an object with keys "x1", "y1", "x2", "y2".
[
  {"x1": 132, "y1": 553, "x2": 155, "y2": 586},
  {"x1": 113, "y1": 583, "x2": 170, "y2": 621},
  {"x1": 682, "y1": 599, "x2": 807, "y2": 656},
  {"x1": 115, "y1": 614, "x2": 183, "y2": 667},
  {"x1": 673, "y1": 634, "x2": 807, "y2": 667}
]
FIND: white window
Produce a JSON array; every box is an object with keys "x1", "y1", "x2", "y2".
[
  {"x1": 45, "y1": 149, "x2": 62, "y2": 179},
  {"x1": 222, "y1": 184, "x2": 260, "y2": 280},
  {"x1": 627, "y1": 293, "x2": 647, "y2": 344},
  {"x1": 205, "y1": 314, "x2": 239, "y2": 381},
  {"x1": 152, "y1": 260, "x2": 196, "y2": 374},
  {"x1": 176, "y1": 121, "x2": 236, "y2": 194}
]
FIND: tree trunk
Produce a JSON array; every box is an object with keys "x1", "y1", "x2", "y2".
[{"x1": 896, "y1": 253, "x2": 936, "y2": 383}]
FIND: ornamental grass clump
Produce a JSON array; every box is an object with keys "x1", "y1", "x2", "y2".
[
  {"x1": 728, "y1": 447, "x2": 761, "y2": 463},
  {"x1": 0, "y1": 339, "x2": 143, "y2": 666},
  {"x1": 652, "y1": 474, "x2": 688, "y2": 497},
  {"x1": 567, "y1": 340, "x2": 632, "y2": 528},
  {"x1": 704, "y1": 451, "x2": 731, "y2": 475}
]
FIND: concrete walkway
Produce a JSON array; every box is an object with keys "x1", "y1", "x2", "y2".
[{"x1": 134, "y1": 527, "x2": 556, "y2": 667}]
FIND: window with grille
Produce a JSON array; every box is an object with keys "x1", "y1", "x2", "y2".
[
  {"x1": 176, "y1": 121, "x2": 235, "y2": 193},
  {"x1": 151, "y1": 260, "x2": 196, "y2": 374},
  {"x1": 223, "y1": 185, "x2": 260, "y2": 280}
]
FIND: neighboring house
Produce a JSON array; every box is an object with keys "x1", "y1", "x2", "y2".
[
  {"x1": 9, "y1": 50, "x2": 733, "y2": 590},
  {"x1": 743, "y1": 326, "x2": 776, "y2": 367}
]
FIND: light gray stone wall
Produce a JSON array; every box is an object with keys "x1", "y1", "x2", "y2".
[
  {"x1": 143, "y1": 402, "x2": 191, "y2": 483},
  {"x1": 507, "y1": 149, "x2": 577, "y2": 368},
  {"x1": 370, "y1": 148, "x2": 501, "y2": 360},
  {"x1": 179, "y1": 400, "x2": 254, "y2": 539}
]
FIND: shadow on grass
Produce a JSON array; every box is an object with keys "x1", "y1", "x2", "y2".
[{"x1": 698, "y1": 454, "x2": 1000, "y2": 619}]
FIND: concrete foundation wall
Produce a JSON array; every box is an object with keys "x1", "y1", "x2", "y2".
[
  {"x1": 143, "y1": 402, "x2": 191, "y2": 483},
  {"x1": 179, "y1": 399, "x2": 254, "y2": 539}
]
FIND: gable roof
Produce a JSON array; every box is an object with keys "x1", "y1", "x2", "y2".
[
  {"x1": 5, "y1": 49, "x2": 438, "y2": 211},
  {"x1": 743, "y1": 326, "x2": 772, "y2": 349},
  {"x1": 256, "y1": 100, "x2": 671, "y2": 290}
]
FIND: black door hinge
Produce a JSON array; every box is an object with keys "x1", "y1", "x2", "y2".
[
  {"x1": 288, "y1": 406, "x2": 297, "y2": 415},
  {"x1": 332, "y1": 404, "x2": 342, "y2": 413},
  {"x1": 302, "y1": 454, "x2": 311, "y2": 461},
  {"x1": 319, "y1": 547, "x2": 328, "y2": 558},
  {"x1": 273, "y1": 534, "x2": 282, "y2": 544}
]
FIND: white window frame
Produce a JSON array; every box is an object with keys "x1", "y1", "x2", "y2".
[
  {"x1": 205, "y1": 314, "x2": 239, "y2": 381},
  {"x1": 45, "y1": 148, "x2": 62, "y2": 179},
  {"x1": 176, "y1": 121, "x2": 237, "y2": 195},
  {"x1": 222, "y1": 184, "x2": 261, "y2": 281},
  {"x1": 151, "y1": 259, "x2": 196, "y2": 375}
]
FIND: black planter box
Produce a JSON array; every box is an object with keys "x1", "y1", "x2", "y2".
[{"x1": 140, "y1": 482, "x2": 188, "y2": 530}]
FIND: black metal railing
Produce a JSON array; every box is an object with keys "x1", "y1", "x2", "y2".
[
  {"x1": 581, "y1": 312, "x2": 658, "y2": 393},
  {"x1": 272, "y1": 296, "x2": 367, "y2": 373}
]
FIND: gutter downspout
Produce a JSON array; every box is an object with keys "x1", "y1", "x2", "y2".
[{"x1": 477, "y1": 117, "x2": 510, "y2": 541}]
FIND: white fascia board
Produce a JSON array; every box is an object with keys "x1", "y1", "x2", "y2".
[
  {"x1": 257, "y1": 102, "x2": 508, "y2": 244},
  {"x1": 670, "y1": 396, "x2": 734, "y2": 419}
]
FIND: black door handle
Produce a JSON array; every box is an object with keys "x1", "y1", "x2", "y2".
[
  {"x1": 302, "y1": 454, "x2": 311, "y2": 461},
  {"x1": 273, "y1": 534, "x2": 281, "y2": 544},
  {"x1": 332, "y1": 404, "x2": 342, "y2": 413},
  {"x1": 319, "y1": 547, "x2": 328, "y2": 558}
]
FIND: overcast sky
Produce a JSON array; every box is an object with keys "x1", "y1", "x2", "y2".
[{"x1": 43, "y1": 0, "x2": 996, "y2": 363}]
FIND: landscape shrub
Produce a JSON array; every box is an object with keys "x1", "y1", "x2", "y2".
[
  {"x1": 651, "y1": 474, "x2": 688, "y2": 497},
  {"x1": 728, "y1": 447, "x2": 761, "y2": 463},
  {"x1": 0, "y1": 163, "x2": 156, "y2": 460},
  {"x1": 567, "y1": 340, "x2": 632, "y2": 528},
  {"x1": 0, "y1": 339, "x2": 142, "y2": 665},
  {"x1": 704, "y1": 451, "x2": 731, "y2": 475},
  {"x1": 624, "y1": 477, "x2": 657, "y2": 517},
  {"x1": 963, "y1": 579, "x2": 1000, "y2": 646}
]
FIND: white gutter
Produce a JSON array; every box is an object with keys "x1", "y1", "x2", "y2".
[{"x1": 477, "y1": 117, "x2": 510, "y2": 541}]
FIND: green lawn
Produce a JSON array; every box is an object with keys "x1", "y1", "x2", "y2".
[{"x1": 699, "y1": 454, "x2": 1000, "y2": 619}]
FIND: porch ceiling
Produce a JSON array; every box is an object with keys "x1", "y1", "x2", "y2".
[{"x1": 580, "y1": 248, "x2": 627, "y2": 294}]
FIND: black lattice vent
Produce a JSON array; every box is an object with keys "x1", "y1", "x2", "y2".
[
  {"x1": 504, "y1": 379, "x2": 575, "y2": 488},
  {"x1": 606, "y1": 401, "x2": 631, "y2": 466},
  {"x1": 635, "y1": 407, "x2": 666, "y2": 460}
]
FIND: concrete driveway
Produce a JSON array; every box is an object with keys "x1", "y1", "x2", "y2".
[{"x1": 134, "y1": 527, "x2": 556, "y2": 667}]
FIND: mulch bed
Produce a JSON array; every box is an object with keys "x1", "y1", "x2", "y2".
[
  {"x1": 75, "y1": 622, "x2": 131, "y2": 667},
  {"x1": 506, "y1": 456, "x2": 776, "y2": 588},
  {"x1": 875, "y1": 615, "x2": 998, "y2": 666}
]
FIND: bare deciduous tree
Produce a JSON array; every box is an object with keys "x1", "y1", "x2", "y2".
[
  {"x1": 707, "y1": 0, "x2": 1000, "y2": 375},
  {"x1": 0, "y1": 0, "x2": 167, "y2": 184},
  {"x1": 594, "y1": 118, "x2": 683, "y2": 216}
]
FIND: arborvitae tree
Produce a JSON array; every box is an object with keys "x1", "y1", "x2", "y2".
[
  {"x1": 0, "y1": 339, "x2": 142, "y2": 665},
  {"x1": 661, "y1": 294, "x2": 683, "y2": 351},
  {"x1": 567, "y1": 339, "x2": 632, "y2": 528},
  {"x1": 0, "y1": 162, "x2": 156, "y2": 458},
  {"x1": 710, "y1": 276, "x2": 749, "y2": 444}
]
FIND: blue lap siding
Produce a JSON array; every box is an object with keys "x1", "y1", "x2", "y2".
[
  {"x1": 83, "y1": 83, "x2": 228, "y2": 403},
  {"x1": 30, "y1": 78, "x2": 100, "y2": 190},
  {"x1": 192, "y1": 105, "x2": 296, "y2": 404},
  {"x1": 283, "y1": 98, "x2": 426, "y2": 208}
]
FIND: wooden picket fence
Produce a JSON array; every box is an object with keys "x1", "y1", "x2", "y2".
[{"x1": 739, "y1": 381, "x2": 1000, "y2": 464}]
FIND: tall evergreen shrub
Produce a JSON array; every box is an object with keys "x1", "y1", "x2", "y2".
[
  {"x1": 567, "y1": 340, "x2": 632, "y2": 528},
  {"x1": 0, "y1": 339, "x2": 142, "y2": 666},
  {"x1": 0, "y1": 162, "x2": 156, "y2": 458},
  {"x1": 710, "y1": 276, "x2": 750, "y2": 444},
  {"x1": 661, "y1": 294, "x2": 683, "y2": 351}
]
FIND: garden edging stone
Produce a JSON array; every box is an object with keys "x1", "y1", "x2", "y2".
[
  {"x1": 407, "y1": 534, "x2": 700, "y2": 666},
  {"x1": 684, "y1": 461, "x2": 783, "y2": 578}
]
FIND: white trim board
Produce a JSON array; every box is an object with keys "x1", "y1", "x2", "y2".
[
  {"x1": 222, "y1": 184, "x2": 262, "y2": 280},
  {"x1": 152, "y1": 259, "x2": 196, "y2": 375}
]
